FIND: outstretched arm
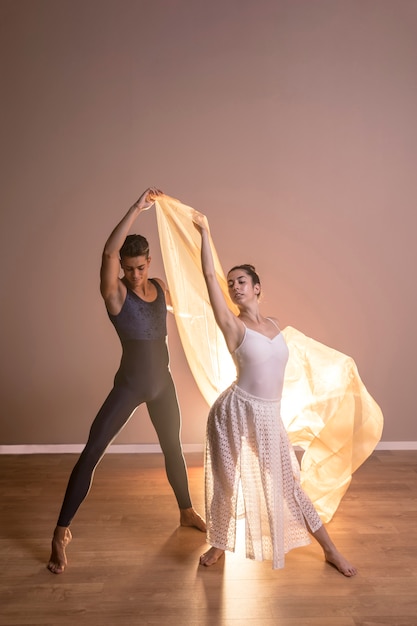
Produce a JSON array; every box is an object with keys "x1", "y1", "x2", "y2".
[
  {"x1": 192, "y1": 211, "x2": 243, "y2": 353},
  {"x1": 100, "y1": 187, "x2": 163, "y2": 310}
]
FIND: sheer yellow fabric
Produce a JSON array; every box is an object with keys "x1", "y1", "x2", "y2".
[
  {"x1": 280, "y1": 326, "x2": 383, "y2": 521},
  {"x1": 154, "y1": 195, "x2": 384, "y2": 522}
]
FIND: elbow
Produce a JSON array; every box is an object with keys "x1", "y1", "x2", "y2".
[
  {"x1": 203, "y1": 268, "x2": 216, "y2": 282},
  {"x1": 102, "y1": 248, "x2": 117, "y2": 261}
]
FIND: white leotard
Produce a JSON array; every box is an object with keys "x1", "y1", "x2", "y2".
[{"x1": 232, "y1": 318, "x2": 289, "y2": 400}]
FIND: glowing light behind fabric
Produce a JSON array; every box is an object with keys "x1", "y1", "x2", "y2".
[{"x1": 155, "y1": 195, "x2": 384, "y2": 522}]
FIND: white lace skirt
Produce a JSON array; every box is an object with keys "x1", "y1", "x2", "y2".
[{"x1": 204, "y1": 383, "x2": 323, "y2": 569}]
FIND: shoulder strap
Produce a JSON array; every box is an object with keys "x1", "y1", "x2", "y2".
[{"x1": 266, "y1": 317, "x2": 280, "y2": 330}]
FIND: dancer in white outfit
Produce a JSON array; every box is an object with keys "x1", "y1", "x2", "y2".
[{"x1": 193, "y1": 211, "x2": 357, "y2": 576}]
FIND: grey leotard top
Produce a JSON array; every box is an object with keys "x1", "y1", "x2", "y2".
[
  {"x1": 232, "y1": 319, "x2": 289, "y2": 401},
  {"x1": 107, "y1": 279, "x2": 170, "y2": 392},
  {"x1": 108, "y1": 278, "x2": 167, "y2": 341}
]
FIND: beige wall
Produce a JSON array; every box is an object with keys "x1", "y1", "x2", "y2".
[{"x1": 1, "y1": 0, "x2": 416, "y2": 445}]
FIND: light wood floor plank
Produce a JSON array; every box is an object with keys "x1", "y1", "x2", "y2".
[{"x1": 0, "y1": 451, "x2": 416, "y2": 626}]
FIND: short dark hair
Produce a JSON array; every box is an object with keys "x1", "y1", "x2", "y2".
[{"x1": 120, "y1": 234, "x2": 149, "y2": 259}]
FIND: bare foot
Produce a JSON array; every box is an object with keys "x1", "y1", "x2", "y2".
[
  {"x1": 324, "y1": 547, "x2": 357, "y2": 577},
  {"x1": 311, "y1": 524, "x2": 357, "y2": 577},
  {"x1": 47, "y1": 526, "x2": 72, "y2": 574},
  {"x1": 180, "y1": 507, "x2": 207, "y2": 532},
  {"x1": 199, "y1": 547, "x2": 225, "y2": 567}
]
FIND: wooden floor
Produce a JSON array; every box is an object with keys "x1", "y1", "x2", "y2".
[{"x1": 0, "y1": 450, "x2": 416, "y2": 626}]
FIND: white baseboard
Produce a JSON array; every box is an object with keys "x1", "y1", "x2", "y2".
[
  {"x1": 0, "y1": 443, "x2": 204, "y2": 455},
  {"x1": 0, "y1": 442, "x2": 416, "y2": 454},
  {"x1": 375, "y1": 441, "x2": 417, "y2": 450}
]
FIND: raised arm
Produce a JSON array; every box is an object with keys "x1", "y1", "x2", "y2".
[
  {"x1": 100, "y1": 187, "x2": 162, "y2": 311},
  {"x1": 192, "y1": 211, "x2": 244, "y2": 353}
]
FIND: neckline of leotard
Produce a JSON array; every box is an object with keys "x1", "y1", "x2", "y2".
[
  {"x1": 244, "y1": 326, "x2": 281, "y2": 341},
  {"x1": 241, "y1": 318, "x2": 281, "y2": 342},
  {"x1": 127, "y1": 278, "x2": 160, "y2": 304}
]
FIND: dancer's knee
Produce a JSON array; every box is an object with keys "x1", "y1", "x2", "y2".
[
  {"x1": 160, "y1": 438, "x2": 183, "y2": 461},
  {"x1": 76, "y1": 442, "x2": 107, "y2": 472}
]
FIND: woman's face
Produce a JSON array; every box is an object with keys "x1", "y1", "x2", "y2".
[{"x1": 227, "y1": 269, "x2": 259, "y2": 305}]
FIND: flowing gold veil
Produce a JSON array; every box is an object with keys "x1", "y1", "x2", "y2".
[{"x1": 154, "y1": 194, "x2": 383, "y2": 522}]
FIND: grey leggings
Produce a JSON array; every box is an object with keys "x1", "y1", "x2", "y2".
[{"x1": 57, "y1": 374, "x2": 191, "y2": 526}]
